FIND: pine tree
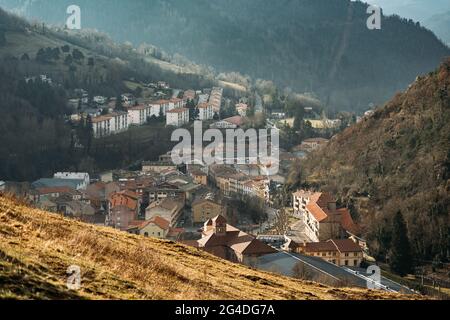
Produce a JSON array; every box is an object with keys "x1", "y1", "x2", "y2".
[{"x1": 389, "y1": 211, "x2": 413, "y2": 276}]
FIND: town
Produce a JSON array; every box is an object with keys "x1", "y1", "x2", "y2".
[{"x1": 0, "y1": 78, "x2": 411, "y2": 294}]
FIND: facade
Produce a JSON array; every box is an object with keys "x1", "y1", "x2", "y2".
[
  {"x1": 142, "y1": 161, "x2": 177, "y2": 174},
  {"x1": 197, "y1": 103, "x2": 214, "y2": 120},
  {"x1": 287, "y1": 239, "x2": 363, "y2": 267},
  {"x1": 127, "y1": 216, "x2": 184, "y2": 240},
  {"x1": 293, "y1": 190, "x2": 358, "y2": 242},
  {"x1": 166, "y1": 108, "x2": 189, "y2": 127},
  {"x1": 183, "y1": 215, "x2": 277, "y2": 266},
  {"x1": 92, "y1": 112, "x2": 128, "y2": 138},
  {"x1": 145, "y1": 198, "x2": 184, "y2": 227},
  {"x1": 54, "y1": 172, "x2": 90, "y2": 189},
  {"x1": 192, "y1": 199, "x2": 224, "y2": 224},
  {"x1": 235, "y1": 103, "x2": 248, "y2": 117}
]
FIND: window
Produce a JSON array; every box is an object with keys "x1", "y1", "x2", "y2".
[
  {"x1": 345, "y1": 260, "x2": 349, "y2": 266},
  {"x1": 345, "y1": 253, "x2": 349, "y2": 257},
  {"x1": 354, "y1": 260, "x2": 358, "y2": 266},
  {"x1": 144, "y1": 232, "x2": 149, "y2": 237}
]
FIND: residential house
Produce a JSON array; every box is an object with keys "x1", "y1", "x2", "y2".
[
  {"x1": 286, "y1": 239, "x2": 363, "y2": 267},
  {"x1": 183, "y1": 215, "x2": 276, "y2": 266},
  {"x1": 32, "y1": 178, "x2": 86, "y2": 191},
  {"x1": 108, "y1": 190, "x2": 140, "y2": 230},
  {"x1": 210, "y1": 116, "x2": 244, "y2": 129},
  {"x1": 142, "y1": 161, "x2": 177, "y2": 174},
  {"x1": 192, "y1": 199, "x2": 225, "y2": 224},
  {"x1": 166, "y1": 108, "x2": 189, "y2": 127},
  {"x1": 297, "y1": 138, "x2": 329, "y2": 153},
  {"x1": 145, "y1": 197, "x2": 184, "y2": 227},
  {"x1": 121, "y1": 93, "x2": 136, "y2": 106},
  {"x1": 190, "y1": 170, "x2": 208, "y2": 186},
  {"x1": 183, "y1": 90, "x2": 196, "y2": 101},
  {"x1": 235, "y1": 103, "x2": 248, "y2": 117},
  {"x1": 54, "y1": 172, "x2": 90, "y2": 189},
  {"x1": 127, "y1": 216, "x2": 184, "y2": 240},
  {"x1": 292, "y1": 190, "x2": 359, "y2": 242}
]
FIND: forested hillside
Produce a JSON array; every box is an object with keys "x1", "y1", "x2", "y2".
[
  {"x1": 298, "y1": 59, "x2": 450, "y2": 266},
  {"x1": 0, "y1": 8, "x2": 210, "y2": 181},
  {"x1": 1, "y1": 0, "x2": 449, "y2": 111}
]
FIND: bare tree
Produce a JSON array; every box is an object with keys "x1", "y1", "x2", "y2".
[{"x1": 274, "y1": 208, "x2": 290, "y2": 235}]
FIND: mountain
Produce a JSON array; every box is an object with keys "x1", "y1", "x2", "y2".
[
  {"x1": 425, "y1": 11, "x2": 450, "y2": 46},
  {"x1": 0, "y1": 195, "x2": 415, "y2": 300},
  {"x1": 366, "y1": 0, "x2": 450, "y2": 45},
  {"x1": 299, "y1": 59, "x2": 450, "y2": 264},
  {"x1": 0, "y1": 7, "x2": 216, "y2": 182},
  {"x1": 1, "y1": 0, "x2": 449, "y2": 112}
]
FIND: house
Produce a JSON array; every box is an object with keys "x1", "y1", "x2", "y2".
[
  {"x1": 192, "y1": 199, "x2": 224, "y2": 224},
  {"x1": 145, "y1": 197, "x2": 184, "y2": 227},
  {"x1": 32, "y1": 178, "x2": 86, "y2": 191},
  {"x1": 183, "y1": 215, "x2": 277, "y2": 266},
  {"x1": 235, "y1": 103, "x2": 248, "y2": 117},
  {"x1": 108, "y1": 190, "x2": 140, "y2": 230},
  {"x1": 297, "y1": 138, "x2": 329, "y2": 152},
  {"x1": 121, "y1": 93, "x2": 135, "y2": 106},
  {"x1": 197, "y1": 103, "x2": 213, "y2": 120},
  {"x1": 210, "y1": 116, "x2": 244, "y2": 129},
  {"x1": 209, "y1": 87, "x2": 223, "y2": 113},
  {"x1": 54, "y1": 172, "x2": 90, "y2": 189},
  {"x1": 292, "y1": 190, "x2": 359, "y2": 242},
  {"x1": 183, "y1": 90, "x2": 196, "y2": 101},
  {"x1": 190, "y1": 170, "x2": 208, "y2": 185},
  {"x1": 28, "y1": 186, "x2": 72, "y2": 203},
  {"x1": 166, "y1": 108, "x2": 189, "y2": 127},
  {"x1": 93, "y1": 96, "x2": 107, "y2": 105},
  {"x1": 145, "y1": 181, "x2": 186, "y2": 205},
  {"x1": 109, "y1": 205, "x2": 137, "y2": 231},
  {"x1": 127, "y1": 216, "x2": 184, "y2": 240},
  {"x1": 142, "y1": 161, "x2": 177, "y2": 174},
  {"x1": 285, "y1": 239, "x2": 364, "y2": 267}
]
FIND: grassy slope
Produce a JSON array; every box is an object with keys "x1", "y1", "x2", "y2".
[{"x1": 0, "y1": 196, "x2": 418, "y2": 300}]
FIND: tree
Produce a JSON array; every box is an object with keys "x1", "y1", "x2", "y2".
[
  {"x1": 115, "y1": 94, "x2": 124, "y2": 111},
  {"x1": 88, "y1": 57, "x2": 95, "y2": 66},
  {"x1": 72, "y1": 48, "x2": 85, "y2": 60},
  {"x1": 389, "y1": 211, "x2": 413, "y2": 276},
  {"x1": 61, "y1": 45, "x2": 70, "y2": 53},
  {"x1": 0, "y1": 30, "x2": 6, "y2": 46},
  {"x1": 20, "y1": 53, "x2": 30, "y2": 61}
]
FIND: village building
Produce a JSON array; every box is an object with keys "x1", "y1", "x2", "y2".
[
  {"x1": 142, "y1": 161, "x2": 178, "y2": 174},
  {"x1": 166, "y1": 108, "x2": 189, "y2": 127},
  {"x1": 108, "y1": 190, "x2": 140, "y2": 230},
  {"x1": 197, "y1": 103, "x2": 214, "y2": 120},
  {"x1": 192, "y1": 199, "x2": 225, "y2": 224},
  {"x1": 210, "y1": 116, "x2": 245, "y2": 129},
  {"x1": 296, "y1": 138, "x2": 329, "y2": 153},
  {"x1": 183, "y1": 216, "x2": 277, "y2": 266},
  {"x1": 145, "y1": 197, "x2": 184, "y2": 227},
  {"x1": 127, "y1": 216, "x2": 184, "y2": 241},
  {"x1": 235, "y1": 103, "x2": 248, "y2": 117},
  {"x1": 292, "y1": 190, "x2": 359, "y2": 242},
  {"x1": 284, "y1": 239, "x2": 363, "y2": 267}
]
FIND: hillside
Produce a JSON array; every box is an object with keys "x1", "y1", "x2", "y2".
[
  {"x1": 1, "y1": 0, "x2": 450, "y2": 111},
  {"x1": 299, "y1": 59, "x2": 450, "y2": 264},
  {"x1": 0, "y1": 195, "x2": 417, "y2": 300}
]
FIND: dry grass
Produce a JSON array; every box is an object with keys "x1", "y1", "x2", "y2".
[{"x1": 0, "y1": 195, "x2": 421, "y2": 300}]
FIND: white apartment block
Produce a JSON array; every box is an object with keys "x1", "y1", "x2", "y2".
[
  {"x1": 166, "y1": 108, "x2": 189, "y2": 127},
  {"x1": 92, "y1": 112, "x2": 128, "y2": 138},
  {"x1": 198, "y1": 103, "x2": 213, "y2": 120}
]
